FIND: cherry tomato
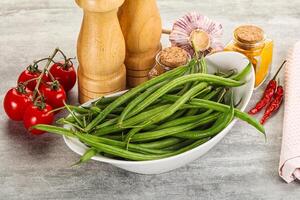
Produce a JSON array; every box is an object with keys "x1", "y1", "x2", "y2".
[
  {"x1": 18, "y1": 65, "x2": 49, "y2": 91},
  {"x1": 49, "y1": 61, "x2": 76, "y2": 92},
  {"x1": 23, "y1": 103, "x2": 54, "y2": 135},
  {"x1": 4, "y1": 85, "x2": 32, "y2": 121},
  {"x1": 39, "y1": 82, "x2": 67, "y2": 109}
]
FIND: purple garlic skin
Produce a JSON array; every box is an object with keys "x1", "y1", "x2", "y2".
[{"x1": 169, "y1": 12, "x2": 224, "y2": 56}]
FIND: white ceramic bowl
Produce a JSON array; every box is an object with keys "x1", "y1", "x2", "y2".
[{"x1": 63, "y1": 51, "x2": 254, "y2": 174}]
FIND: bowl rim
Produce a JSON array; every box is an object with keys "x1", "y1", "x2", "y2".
[{"x1": 63, "y1": 51, "x2": 255, "y2": 165}]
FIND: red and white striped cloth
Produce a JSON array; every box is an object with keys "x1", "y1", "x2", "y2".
[{"x1": 279, "y1": 41, "x2": 300, "y2": 183}]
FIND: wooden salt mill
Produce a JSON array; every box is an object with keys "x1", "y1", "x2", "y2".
[
  {"x1": 76, "y1": 0, "x2": 126, "y2": 103},
  {"x1": 118, "y1": 0, "x2": 162, "y2": 87}
]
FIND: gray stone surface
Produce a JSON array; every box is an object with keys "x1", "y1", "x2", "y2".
[{"x1": 0, "y1": 0, "x2": 299, "y2": 199}]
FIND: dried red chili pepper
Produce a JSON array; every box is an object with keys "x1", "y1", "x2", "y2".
[
  {"x1": 260, "y1": 85, "x2": 284, "y2": 124},
  {"x1": 248, "y1": 80, "x2": 277, "y2": 114},
  {"x1": 248, "y1": 60, "x2": 286, "y2": 115}
]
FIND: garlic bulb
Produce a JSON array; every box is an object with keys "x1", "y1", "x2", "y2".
[{"x1": 169, "y1": 12, "x2": 224, "y2": 56}]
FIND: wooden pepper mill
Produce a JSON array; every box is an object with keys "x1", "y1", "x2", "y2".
[
  {"x1": 76, "y1": 0, "x2": 126, "y2": 103},
  {"x1": 118, "y1": 0, "x2": 162, "y2": 87}
]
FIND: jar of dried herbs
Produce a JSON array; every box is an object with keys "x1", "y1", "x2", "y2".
[{"x1": 148, "y1": 47, "x2": 190, "y2": 78}]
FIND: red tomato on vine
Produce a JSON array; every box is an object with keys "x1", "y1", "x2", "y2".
[
  {"x1": 18, "y1": 65, "x2": 49, "y2": 90},
  {"x1": 3, "y1": 84, "x2": 32, "y2": 121},
  {"x1": 23, "y1": 102, "x2": 54, "y2": 135},
  {"x1": 39, "y1": 81, "x2": 67, "y2": 109},
  {"x1": 50, "y1": 60, "x2": 76, "y2": 92}
]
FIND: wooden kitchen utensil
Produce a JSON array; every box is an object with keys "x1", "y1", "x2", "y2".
[
  {"x1": 118, "y1": 0, "x2": 162, "y2": 88},
  {"x1": 76, "y1": 0, "x2": 126, "y2": 103}
]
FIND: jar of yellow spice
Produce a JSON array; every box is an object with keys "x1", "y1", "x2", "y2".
[{"x1": 225, "y1": 25, "x2": 273, "y2": 88}]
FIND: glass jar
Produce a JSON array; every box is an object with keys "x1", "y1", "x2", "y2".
[
  {"x1": 148, "y1": 47, "x2": 190, "y2": 79},
  {"x1": 225, "y1": 25, "x2": 273, "y2": 88}
]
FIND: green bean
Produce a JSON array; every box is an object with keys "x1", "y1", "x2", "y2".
[
  {"x1": 215, "y1": 71, "x2": 226, "y2": 77},
  {"x1": 162, "y1": 109, "x2": 187, "y2": 123},
  {"x1": 58, "y1": 119, "x2": 85, "y2": 131},
  {"x1": 91, "y1": 106, "x2": 124, "y2": 114},
  {"x1": 124, "y1": 128, "x2": 141, "y2": 149},
  {"x1": 119, "y1": 80, "x2": 167, "y2": 124},
  {"x1": 130, "y1": 113, "x2": 220, "y2": 142},
  {"x1": 200, "y1": 57, "x2": 208, "y2": 74},
  {"x1": 144, "y1": 101, "x2": 167, "y2": 111},
  {"x1": 202, "y1": 87, "x2": 223, "y2": 100},
  {"x1": 190, "y1": 85, "x2": 212, "y2": 100},
  {"x1": 231, "y1": 62, "x2": 251, "y2": 81},
  {"x1": 136, "y1": 137, "x2": 183, "y2": 149},
  {"x1": 57, "y1": 115, "x2": 77, "y2": 124},
  {"x1": 213, "y1": 63, "x2": 250, "y2": 82},
  {"x1": 215, "y1": 68, "x2": 238, "y2": 77},
  {"x1": 64, "y1": 102, "x2": 84, "y2": 128},
  {"x1": 89, "y1": 106, "x2": 101, "y2": 114},
  {"x1": 94, "y1": 103, "x2": 198, "y2": 130},
  {"x1": 234, "y1": 97, "x2": 243, "y2": 108},
  {"x1": 157, "y1": 89, "x2": 225, "y2": 129},
  {"x1": 93, "y1": 105, "x2": 171, "y2": 135},
  {"x1": 74, "y1": 131, "x2": 210, "y2": 161},
  {"x1": 54, "y1": 104, "x2": 98, "y2": 116},
  {"x1": 95, "y1": 105, "x2": 125, "y2": 115},
  {"x1": 186, "y1": 87, "x2": 226, "y2": 116},
  {"x1": 83, "y1": 116, "x2": 87, "y2": 127},
  {"x1": 95, "y1": 105, "x2": 165, "y2": 130},
  {"x1": 61, "y1": 106, "x2": 112, "y2": 126},
  {"x1": 124, "y1": 82, "x2": 209, "y2": 145},
  {"x1": 72, "y1": 148, "x2": 98, "y2": 166},
  {"x1": 85, "y1": 134, "x2": 173, "y2": 155},
  {"x1": 95, "y1": 118, "x2": 119, "y2": 129},
  {"x1": 32, "y1": 125, "x2": 173, "y2": 155},
  {"x1": 94, "y1": 95, "x2": 120, "y2": 106},
  {"x1": 85, "y1": 65, "x2": 188, "y2": 132},
  {"x1": 34, "y1": 124, "x2": 208, "y2": 160},
  {"x1": 106, "y1": 113, "x2": 119, "y2": 119},
  {"x1": 189, "y1": 59, "x2": 204, "y2": 88},
  {"x1": 60, "y1": 111, "x2": 111, "y2": 127},
  {"x1": 80, "y1": 105, "x2": 102, "y2": 113},
  {"x1": 186, "y1": 86, "x2": 213, "y2": 116},
  {"x1": 142, "y1": 82, "x2": 208, "y2": 124},
  {"x1": 93, "y1": 125, "x2": 125, "y2": 136},
  {"x1": 68, "y1": 105, "x2": 91, "y2": 114},
  {"x1": 95, "y1": 121, "x2": 157, "y2": 136},
  {"x1": 177, "y1": 60, "x2": 197, "y2": 96},
  {"x1": 174, "y1": 97, "x2": 235, "y2": 139},
  {"x1": 142, "y1": 124, "x2": 159, "y2": 131},
  {"x1": 101, "y1": 153, "x2": 119, "y2": 159},
  {"x1": 167, "y1": 85, "x2": 184, "y2": 94},
  {"x1": 177, "y1": 81, "x2": 192, "y2": 95},
  {"x1": 161, "y1": 94, "x2": 265, "y2": 135},
  {"x1": 103, "y1": 134, "x2": 125, "y2": 141},
  {"x1": 216, "y1": 88, "x2": 228, "y2": 103},
  {"x1": 163, "y1": 139, "x2": 195, "y2": 151},
  {"x1": 156, "y1": 109, "x2": 214, "y2": 130},
  {"x1": 194, "y1": 59, "x2": 200, "y2": 73},
  {"x1": 124, "y1": 74, "x2": 244, "y2": 122},
  {"x1": 110, "y1": 107, "x2": 125, "y2": 114},
  {"x1": 32, "y1": 124, "x2": 74, "y2": 137}
]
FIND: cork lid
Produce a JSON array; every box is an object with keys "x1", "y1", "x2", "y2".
[
  {"x1": 159, "y1": 47, "x2": 189, "y2": 68},
  {"x1": 234, "y1": 25, "x2": 265, "y2": 44}
]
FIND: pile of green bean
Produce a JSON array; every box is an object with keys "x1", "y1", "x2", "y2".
[{"x1": 34, "y1": 58, "x2": 265, "y2": 164}]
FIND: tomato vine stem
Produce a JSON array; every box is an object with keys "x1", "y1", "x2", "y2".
[{"x1": 32, "y1": 48, "x2": 59, "y2": 100}]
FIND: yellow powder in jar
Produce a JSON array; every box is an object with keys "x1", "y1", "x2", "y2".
[{"x1": 225, "y1": 25, "x2": 273, "y2": 87}]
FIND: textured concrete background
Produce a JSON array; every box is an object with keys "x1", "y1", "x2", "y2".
[{"x1": 0, "y1": 0, "x2": 299, "y2": 199}]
